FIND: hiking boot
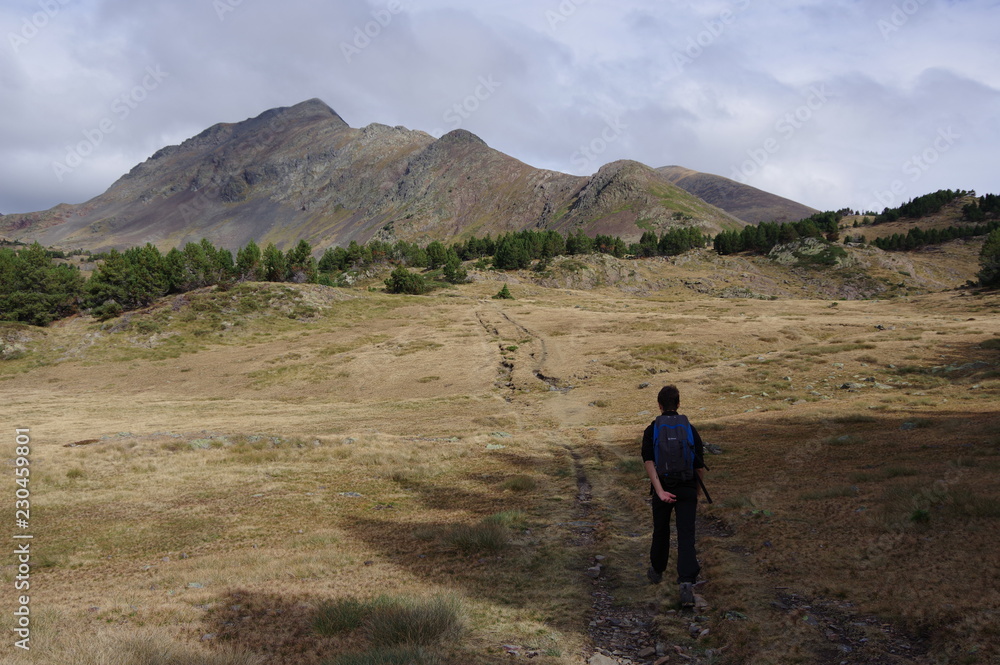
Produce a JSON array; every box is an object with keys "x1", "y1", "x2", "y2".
[
  {"x1": 679, "y1": 582, "x2": 695, "y2": 608},
  {"x1": 646, "y1": 566, "x2": 662, "y2": 584}
]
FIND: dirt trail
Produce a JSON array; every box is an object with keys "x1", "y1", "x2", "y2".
[
  {"x1": 476, "y1": 300, "x2": 662, "y2": 662},
  {"x1": 561, "y1": 439, "x2": 662, "y2": 664},
  {"x1": 474, "y1": 301, "x2": 570, "y2": 394}
]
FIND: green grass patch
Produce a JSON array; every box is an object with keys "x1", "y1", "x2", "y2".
[
  {"x1": 393, "y1": 340, "x2": 444, "y2": 356},
  {"x1": 722, "y1": 495, "x2": 755, "y2": 509},
  {"x1": 615, "y1": 459, "x2": 644, "y2": 474},
  {"x1": 443, "y1": 522, "x2": 509, "y2": 553},
  {"x1": 501, "y1": 475, "x2": 536, "y2": 492},
  {"x1": 315, "y1": 598, "x2": 368, "y2": 635},
  {"x1": 483, "y1": 510, "x2": 529, "y2": 530},
  {"x1": 316, "y1": 596, "x2": 460, "y2": 663},
  {"x1": 365, "y1": 596, "x2": 462, "y2": 648}
]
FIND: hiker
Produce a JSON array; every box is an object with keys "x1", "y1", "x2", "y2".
[{"x1": 642, "y1": 385, "x2": 706, "y2": 607}]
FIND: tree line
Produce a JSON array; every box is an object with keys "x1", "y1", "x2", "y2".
[
  {"x1": 962, "y1": 194, "x2": 1000, "y2": 223},
  {"x1": 712, "y1": 212, "x2": 841, "y2": 255},
  {"x1": 873, "y1": 189, "x2": 972, "y2": 224},
  {"x1": 5, "y1": 196, "x2": 1000, "y2": 327},
  {"x1": 0, "y1": 226, "x2": 713, "y2": 323},
  {"x1": 869, "y1": 220, "x2": 1000, "y2": 252}
]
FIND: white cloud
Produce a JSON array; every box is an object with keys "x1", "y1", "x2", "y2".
[{"x1": 0, "y1": 0, "x2": 997, "y2": 216}]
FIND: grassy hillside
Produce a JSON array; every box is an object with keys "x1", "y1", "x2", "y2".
[{"x1": 2, "y1": 255, "x2": 998, "y2": 664}]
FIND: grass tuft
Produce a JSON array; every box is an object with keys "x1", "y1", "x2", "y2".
[
  {"x1": 365, "y1": 596, "x2": 462, "y2": 648},
  {"x1": 443, "y1": 521, "x2": 509, "y2": 553},
  {"x1": 314, "y1": 598, "x2": 368, "y2": 636},
  {"x1": 483, "y1": 510, "x2": 529, "y2": 530},
  {"x1": 501, "y1": 475, "x2": 536, "y2": 491}
]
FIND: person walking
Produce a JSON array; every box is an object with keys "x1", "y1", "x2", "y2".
[{"x1": 642, "y1": 385, "x2": 706, "y2": 607}]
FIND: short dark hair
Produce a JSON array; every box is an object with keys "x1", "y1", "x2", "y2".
[{"x1": 657, "y1": 385, "x2": 680, "y2": 411}]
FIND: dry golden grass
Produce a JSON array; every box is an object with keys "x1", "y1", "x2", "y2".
[{"x1": 2, "y1": 265, "x2": 999, "y2": 664}]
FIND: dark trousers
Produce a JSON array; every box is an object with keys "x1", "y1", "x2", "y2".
[{"x1": 650, "y1": 483, "x2": 700, "y2": 584}]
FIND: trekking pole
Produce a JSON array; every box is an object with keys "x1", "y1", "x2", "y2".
[{"x1": 697, "y1": 475, "x2": 713, "y2": 504}]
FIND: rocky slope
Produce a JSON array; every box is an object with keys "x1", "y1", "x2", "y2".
[
  {"x1": 2, "y1": 100, "x2": 748, "y2": 252},
  {"x1": 657, "y1": 165, "x2": 818, "y2": 223}
]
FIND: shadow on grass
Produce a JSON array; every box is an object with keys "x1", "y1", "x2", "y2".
[{"x1": 202, "y1": 589, "x2": 337, "y2": 665}]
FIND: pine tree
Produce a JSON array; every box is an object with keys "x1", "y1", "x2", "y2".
[
  {"x1": 0, "y1": 243, "x2": 84, "y2": 325},
  {"x1": 426, "y1": 241, "x2": 448, "y2": 270},
  {"x1": 492, "y1": 284, "x2": 513, "y2": 300},
  {"x1": 979, "y1": 228, "x2": 1000, "y2": 287},
  {"x1": 285, "y1": 239, "x2": 316, "y2": 283},
  {"x1": 236, "y1": 240, "x2": 262, "y2": 281},
  {"x1": 442, "y1": 250, "x2": 468, "y2": 284},
  {"x1": 261, "y1": 243, "x2": 287, "y2": 282}
]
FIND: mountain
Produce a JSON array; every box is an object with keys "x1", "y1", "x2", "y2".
[
  {"x1": 656, "y1": 165, "x2": 818, "y2": 224},
  {"x1": 3, "y1": 100, "x2": 760, "y2": 252}
]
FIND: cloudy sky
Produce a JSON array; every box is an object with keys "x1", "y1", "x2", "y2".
[{"x1": 1, "y1": 0, "x2": 998, "y2": 217}]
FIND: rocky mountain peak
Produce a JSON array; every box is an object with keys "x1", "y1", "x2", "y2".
[{"x1": 272, "y1": 98, "x2": 348, "y2": 126}]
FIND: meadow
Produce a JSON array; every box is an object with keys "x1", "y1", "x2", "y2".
[{"x1": 2, "y1": 251, "x2": 998, "y2": 665}]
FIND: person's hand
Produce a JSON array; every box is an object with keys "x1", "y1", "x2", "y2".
[{"x1": 657, "y1": 489, "x2": 677, "y2": 503}]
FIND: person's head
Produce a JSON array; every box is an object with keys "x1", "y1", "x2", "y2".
[{"x1": 657, "y1": 385, "x2": 680, "y2": 413}]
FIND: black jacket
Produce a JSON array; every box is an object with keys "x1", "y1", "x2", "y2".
[{"x1": 641, "y1": 411, "x2": 705, "y2": 489}]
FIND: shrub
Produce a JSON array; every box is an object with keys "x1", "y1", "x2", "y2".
[
  {"x1": 492, "y1": 284, "x2": 513, "y2": 300},
  {"x1": 384, "y1": 267, "x2": 429, "y2": 295}
]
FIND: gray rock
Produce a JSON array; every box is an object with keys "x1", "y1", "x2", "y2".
[{"x1": 588, "y1": 655, "x2": 618, "y2": 665}]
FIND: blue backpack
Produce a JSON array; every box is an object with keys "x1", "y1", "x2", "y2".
[{"x1": 653, "y1": 414, "x2": 696, "y2": 482}]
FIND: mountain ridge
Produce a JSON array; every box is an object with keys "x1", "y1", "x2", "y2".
[
  {"x1": 2, "y1": 99, "x2": 812, "y2": 252},
  {"x1": 656, "y1": 165, "x2": 818, "y2": 224}
]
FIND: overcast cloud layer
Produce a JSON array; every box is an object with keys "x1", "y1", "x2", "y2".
[{"x1": 1, "y1": 0, "x2": 998, "y2": 218}]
